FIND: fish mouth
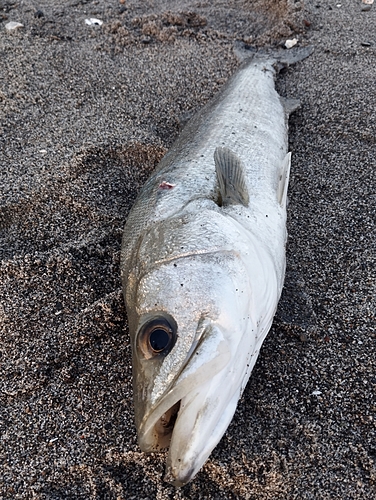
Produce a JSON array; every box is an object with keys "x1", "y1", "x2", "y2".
[
  {"x1": 137, "y1": 366, "x2": 203, "y2": 454},
  {"x1": 152, "y1": 400, "x2": 181, "y2": 451}
]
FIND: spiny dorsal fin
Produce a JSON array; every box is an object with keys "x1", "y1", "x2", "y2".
[
  {"x1": 277, "y1": 152, "x2": 291, "y2": 208},
  {"x1": 214, "y1": 147, "x2": 249, "y2": 207}
]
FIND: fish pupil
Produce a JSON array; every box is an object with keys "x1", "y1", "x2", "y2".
[{"x1": 149, "y1": 328, "x2": 170, "y2": 352}]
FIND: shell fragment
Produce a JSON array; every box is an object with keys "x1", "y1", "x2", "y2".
[{"x1": 85, "y1": 18, "x2": 103, "y2": 26}]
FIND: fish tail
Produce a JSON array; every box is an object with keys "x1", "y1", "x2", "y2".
[{"x1": 234, "y1": 41, "x2": 314, "y2": 72}]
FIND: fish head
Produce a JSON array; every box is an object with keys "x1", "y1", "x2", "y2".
[{"x1": 126, "y1": 251, "x2": 257, "y2": 486}]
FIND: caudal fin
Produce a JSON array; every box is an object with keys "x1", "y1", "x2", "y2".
[{"x1": 234, "y1": 42, "x2": 314, "y2": 72}]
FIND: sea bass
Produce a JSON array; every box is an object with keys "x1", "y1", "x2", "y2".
[{"x1": 120, "y1": 46, "x2": 312, "y2": 486}]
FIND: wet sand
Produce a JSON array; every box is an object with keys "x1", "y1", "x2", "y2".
[{"x1": 1, "y1": 0, "x2": 375, "y2": 498}]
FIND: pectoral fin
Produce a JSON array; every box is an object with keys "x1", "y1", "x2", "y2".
[
  {"x1": 277, "y1": 152, "x2": 291, "y2": 208},
  {"x1": 214, "y1": 147, "x2": 249, "y2": 207}
]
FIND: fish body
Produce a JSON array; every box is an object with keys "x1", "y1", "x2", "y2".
[{"x1": 121, "y1": 46, "x2": 312, "y2": 486}]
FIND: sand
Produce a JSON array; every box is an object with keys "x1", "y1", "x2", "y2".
[{"x1": 0, "y1": 0, "x2": 375, "y2": 498}]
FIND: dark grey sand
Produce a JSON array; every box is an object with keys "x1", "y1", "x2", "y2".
[{"x1": 1, "y1": 0, "x2": 375, "y2": 498}]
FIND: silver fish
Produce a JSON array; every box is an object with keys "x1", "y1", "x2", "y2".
[{"x1": 121, "y1": 45, "x2": 313, "y2": 486}]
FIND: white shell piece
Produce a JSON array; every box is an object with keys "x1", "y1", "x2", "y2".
[
  {"x1": 5, "y1": 21, "x2": 24, "y2": 31},
  {"x1": 85, "y1": 18, "x2": 103, "y2": 26},
  {"x1": 285, "y1": 38, "x2": 298, "y2": 49}
]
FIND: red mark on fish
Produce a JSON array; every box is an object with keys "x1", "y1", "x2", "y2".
[{"x1": 159, "y1": 181, "x2": 176, "y2": 190}]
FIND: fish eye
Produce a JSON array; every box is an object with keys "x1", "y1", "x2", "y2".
[{"x1": 138, "y1": 316, "x2": 177, "y2": 359}]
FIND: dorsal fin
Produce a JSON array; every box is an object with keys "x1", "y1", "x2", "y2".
[
  {"x1": 214, "y1": 147, "x2": 249, "y2": 207},
  {"x1": 277, "y1": 152, "x2": 291, "y2": 208}
]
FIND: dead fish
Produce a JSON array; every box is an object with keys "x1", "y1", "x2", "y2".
[{"x1": 120, "y1": 44, "x2": 313, "y2": 487}]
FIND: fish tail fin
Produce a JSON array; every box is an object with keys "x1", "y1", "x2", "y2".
[{"x1": 234, "y1": 42, "x2": 314, "y2": 72}]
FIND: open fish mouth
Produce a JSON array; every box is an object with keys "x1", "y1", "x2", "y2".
[
  {"x1": 137, "y1": 355, "x2": 200, "y2": 453},
  {"x1": 138, "y1": 363, "x2": 242, "y2": 486},
  {"x1": 137, "y1": 380, "x2": 199, "y2": 454},
  {"x1": 152, "y1": 400, "x2": 181, "y2": 450},
  {"x1": 139, "y1": 384, "x2": 209, "y2": 485}
]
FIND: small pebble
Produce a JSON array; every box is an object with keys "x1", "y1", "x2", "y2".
[
  {"x1": 299, "y1": 332, "x2": 308, "y2": 342},
  {"x1": 34, "y1": 10, "x2": 44, "y2": 18}
]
